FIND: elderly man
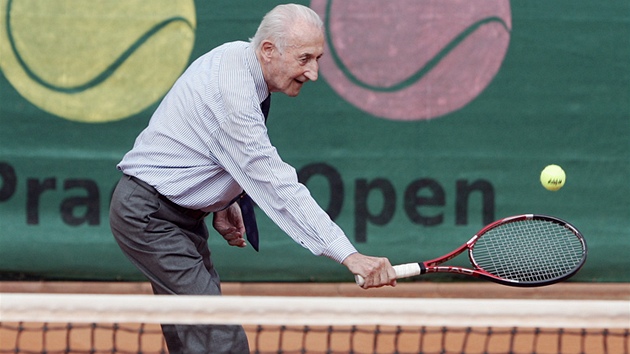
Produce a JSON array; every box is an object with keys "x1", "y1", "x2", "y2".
[{"x1": 110, "y1": 3, "x2": 396, "y2": 353}]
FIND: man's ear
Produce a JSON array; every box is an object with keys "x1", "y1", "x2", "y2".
[{"x1": 260, "y1": 40, "x2": 275, "y2": 62}]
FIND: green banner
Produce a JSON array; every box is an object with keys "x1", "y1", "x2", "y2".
[{"x1": 1, "y1": 0, "x2": 628, "y2": 282}]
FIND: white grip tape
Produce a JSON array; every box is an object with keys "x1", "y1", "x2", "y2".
[
  {"x1": 393, "y1": 263, "x2": 422, "y2": 278},
  {"x1": 354, "y1": 263, "x2": 422, "y2": 286}
]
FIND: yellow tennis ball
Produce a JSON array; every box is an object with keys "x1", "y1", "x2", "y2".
[{"x1": 540, "y1": 165, "x2": 566, "y2": 191}]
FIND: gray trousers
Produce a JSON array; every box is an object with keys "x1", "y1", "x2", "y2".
[{"x1": 109, "y1": 175, "x2": 250, "y2": 354}]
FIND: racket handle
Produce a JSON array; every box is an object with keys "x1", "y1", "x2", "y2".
[
  {"x1": 354, "y1": 263, "x2": 422, "y2": 286},
  {"x1": 393, "y1": 263, "x2": 423, "y2": 278}
]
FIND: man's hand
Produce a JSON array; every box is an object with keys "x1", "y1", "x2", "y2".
[
  {"x1": 342, "y1": 253, "x2": 397, "y2": 289},
  {"x1": 212, "y1": 202, "x2": 247, "y2": 247}
]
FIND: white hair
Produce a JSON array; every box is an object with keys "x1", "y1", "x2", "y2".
[{"x1": 250, "y1": 4, "x2": 324, "y2": 52}]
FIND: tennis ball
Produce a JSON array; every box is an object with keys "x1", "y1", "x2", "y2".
[{"x1": 540, "y1": 165, "x2": 565, "y2": 191}]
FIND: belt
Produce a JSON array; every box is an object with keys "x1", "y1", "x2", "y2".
[
  {"x1": 126, "y1": 175, "x2": 209, "y2": 220},
  {"x1": 157, "y1": 194, "x2": 209, "y2": 220}
]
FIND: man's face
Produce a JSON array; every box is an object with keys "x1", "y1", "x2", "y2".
[{"x1": 262, "y1": 23, "x2": 324, "y2": 97}]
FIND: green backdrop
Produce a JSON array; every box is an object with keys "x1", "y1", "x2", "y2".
[{"x1": 1, "y1": 0, "x2": 628, "y2": 282}]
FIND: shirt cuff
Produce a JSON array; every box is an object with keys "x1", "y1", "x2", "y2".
[{"x1": 321, "y1": 236, "x2": 358, "y2": 264}]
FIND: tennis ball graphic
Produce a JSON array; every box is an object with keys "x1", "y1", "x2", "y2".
[
  {"x1": 310, "y1": 0, "x2": 511, "y2": 121},
  {"x1": 0, "y1": 0, "x2": 196, "y2": 123}
]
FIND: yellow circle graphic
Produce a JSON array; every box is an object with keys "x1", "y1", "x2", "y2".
[{"x1": 0, "y1": 0, "x2": 196, "y2": 123}]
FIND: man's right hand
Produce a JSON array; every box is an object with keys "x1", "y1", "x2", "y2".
[{"x1": 342, "y1": 253, "x2": 397, "y2": 289}]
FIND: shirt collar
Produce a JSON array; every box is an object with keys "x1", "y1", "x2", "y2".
[{"x1": 245, "y1": 43, "x2": 270, "y2": 104}]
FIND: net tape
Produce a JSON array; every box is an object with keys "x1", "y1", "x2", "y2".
[{"x1": 0, "y1": 294, "x2": 627, "y2": 328}]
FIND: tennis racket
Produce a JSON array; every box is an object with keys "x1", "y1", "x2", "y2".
[{"x1": 356, "y1": 214, "x2": 587, "y2": 287}]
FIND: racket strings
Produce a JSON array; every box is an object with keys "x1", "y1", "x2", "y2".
[{"x1": 471, "y1": 219, "x2": 585, "y2": 284}]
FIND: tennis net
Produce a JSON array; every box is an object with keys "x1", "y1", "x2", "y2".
[{"x1": 0, "y1": 293, "x2": 628, "y2": 354}]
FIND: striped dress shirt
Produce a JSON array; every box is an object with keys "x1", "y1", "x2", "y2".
[{"x1": 117, "y1": 41, "x2": 357, "y2": 263}]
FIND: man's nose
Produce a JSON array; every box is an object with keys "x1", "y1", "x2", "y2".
[{"x1": 304, "y1": 61, "x2": 319, "y2": 81}]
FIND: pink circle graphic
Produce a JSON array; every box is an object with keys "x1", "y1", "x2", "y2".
[{"x1": 310, "y1": 0, "x2": 512, "y2": 121}]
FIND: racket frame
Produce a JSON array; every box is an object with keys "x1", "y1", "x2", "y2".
[{"x1": 396, "y1": 214, "x2": 587, "y2": 287}]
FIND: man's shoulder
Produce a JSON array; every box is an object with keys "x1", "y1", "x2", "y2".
[
  {"x1": 186, "y1": 41, "x2": 250, "y2": 74},
  {"x1": 211, "y1": 40, "x2": 250, "y2": 56}
]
